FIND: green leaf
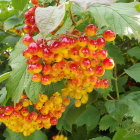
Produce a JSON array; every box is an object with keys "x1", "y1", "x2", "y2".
[
  {"x1": 99, "y1": 115, "x2": 119, "y2": 132},
  {"x1": 127, "y1": 47, "x2": 140, "y2": 60},
  {"x1": 57, "y1": 104, "x2": 100, "y2": 132},
  {"x1": 0, "y1": 88, "x2": 7, "y2": 104},
  {"x1": 76, "y1": 105, "x2": 100, "y2": 130},
  {"x1": 12, "y1": 0, "x2": 28, "y2": 10},
  {"x1": 89, "y1": 136, "x2": 111, "y2": 140},
  {"x1": 113, "y1": 129, "x2": 140, "y2": 140},
  {"x1": 125, "y1": 63, "x2": 140, "y2": 82},
  {"x1": 4, "y1": 15, "x2": 23, "y2": 30},
  {"x1": 106, "y1": 45, "x2": 125, "y2": 65},
  {"x1": 0, "y1": 72, "x2": 10, "y2": 83},
  {"x1": 25, "y1": 81, "x2": 42, "y2": 103},
  {"x1": 41, "y1": 80, "x2": 66, "y2": 97},
  {"x1": 3, "y1": 129, "x2": 48, "y2": 140},
  {"x1": 135, "y1": 4, "x2": 140, "y2": 11},
  {"x1": 121, "y1": 91, "x2": 140, "y2": 123},
  {"x1": 116, "y1": 76, "x2": 128, "y2": 93},
  {"x1": 35, "y1": 4, "x2": 65, "y2": 36},
  {"x1": 70, "y1": 0, "x2": 116, "y2": 11},
  {"x1": 105, "y1": 100, "x2": 128, "y2": 121},
  {"x1": 55, "y1": 16, "x2": 72, "y2": 34},
  {"x1": 6, "y1": 38, "x2": 30, "y2": 104},
  {"x1": 88, "y1": 2, "x2": 140, "y2": 40}
]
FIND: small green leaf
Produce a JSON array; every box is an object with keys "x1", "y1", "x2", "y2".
[
  {"x1": 12, "y1": 0, "x2": 28, "y2": 10},
  {"x1": 127, "y1": 47, "x2": 140, "y2": 60},
  {"x1": 117, "y1": 77, "x2": 128, "y2": 93},
  {"x1": 99, "y1": 115, "x2": 119, "y2": 132},
  {"x1": 89, "y1": 136, "x2": 111, "y2": 140},
  {"x1": 125, "y1": 63, "x2": 140, "y2": 82},
  {"x1": 0, "y1": 72, "x2": 10, "y2": 83},
  {"x1": 106, "y1": 45, "x2": 125, "y2": 65},
  {"x1": 35, "y1": 4, "x2": 65, "y2": 36}
]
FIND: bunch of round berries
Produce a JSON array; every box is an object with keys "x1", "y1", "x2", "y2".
[
  {"x1": 23, "y1": 4, "x2": 39, "y2": 35},
  {"x1": 0, "y1": 93, "x2": 70, "y2": 136},
  {"x1": 22, "y1": 24, "x2": 115, "y2": 107},
  {"x1": 52, "y1": 135, "x2": 68, "y2": 140}
]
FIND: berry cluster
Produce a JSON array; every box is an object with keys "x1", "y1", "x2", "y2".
[
  {"x1": 22, "y1": 24, "x2": 115, "y2": 107},
  {"x1": 53, "y1": 135, "x2": 68, "y2": 140},
  {"x1": 23, "y1": 5, "x2": 39, "y2": 35},
  {"x1": 0, "y1": 93, "x2": 69, "y2": 136}
]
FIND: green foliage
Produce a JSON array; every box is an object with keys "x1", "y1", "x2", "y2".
[
  {"x1": 88, "y1": 2, "x2": 140, "y2": 40},
  {"x1": 127, "y1": 46, "x2": 140, "y2": 60},
  {"x1": 12, "y1": 0, "x2": 28, "y2": 11},
  {"x1": 125, "y1": 63, "x2": 140, "y2": 82},
  {"x1": 3, "y1": 129, "x2": 48, "y2": 140},
  {"x1": 89, "y1": 136, "x2": 111, "y2": 140},
  {"x1": 57, "y1": 104, "x2": 100, "y2": 132},
  {"x1": 0, "y1": 72, "x2": 10, "y2": 83}
]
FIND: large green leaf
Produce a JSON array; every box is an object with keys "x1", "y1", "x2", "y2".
[
  {"x1": 57, "y1": 104, "x2": 100, "y2": 132},
  {"x1": 6, "y1": 38, "x2": 30, "y2": 104},
  {"x1": 70, "y1": 0, "x2": 116, "y2": 11},
  {"x1": 125, "y1": 63, "x2": 140, "y2": 82},
  {"x1": 35, "y1": 4, "x2": 65, "y2": 36},
  {"x1": 88, "y1": 2, "x2": 140, "y2": 40},
  {"x1": 127, "y1": 46, "x2": 140, "y2": 60},
  {"x1": 12, "y1": 0, "x2": 28, "y2": 10},
  {"x1": 113, "y1": 129, "x2": 140, "y2": 140},
  {"x1": 89, "y1": 136, "x2": 111, "y2": 140},
  {"x1": 0, "y1": 72, "x2": 10, "y2": 83}
]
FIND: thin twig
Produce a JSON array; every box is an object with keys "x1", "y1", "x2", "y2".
[
  {"x1": 108, "y1": 94, "x2": 116, "y2": 100},
  {"x1": 69, "y1": 2, "x2": 76, "y2": 25}
]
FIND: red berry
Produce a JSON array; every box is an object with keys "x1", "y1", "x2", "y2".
[
  {"x1": 88, "y1": 39, "x2": 97, "y2": 51},
  {"x1": 27, "y1": 55, "x2": 40, "y2": 64},
  {"x1": 79, "y1": 47, "x2": 90, "y2": 58},
  {"x1": 103, "y1": 30, "x2": 116, "y2": 42},
  {"x1": 41, "y1": 75, "x2": 51, "y2": 85},
  {"x1": 23, "y1": 25, "x2": 32, "y2": 33},
  {"x1": 32, "y1": 73, "x2": 42, "y2": 82},
  {"x1": 102, "y1": 79, "x2": 109, "y2": 88},
  {"x1": 95, "y1": 66, "x2": 105, "y2": 77},
  {"x1": 4, "y1": 106, "x2": 14, "y2": 115},
  {"x1": 31, "y1": 0, "x2": 39, "y2": 4},
  {"x1": 97, "y1": 49, "x2": 108, "y2": 59},
  {"x1": 96, "y1": 38, "x2": 106, "y2": 49},
  {"x1": 81, "y1": 58, "x2": 91, "y2": 68},
  {"x1": 42, "y1": 64, "x2": 52, "y2": 75},
  {"x1": 102, "y1": 58, "x2": 115, "y2": 69},
  {"x1": 78, "y1": 36, "x2": 88, "y2": 47},
  {"x1": 85, "y1": 24, "x2": 97, "y2": 36},
  {"x1": 50, "y1": 117, "x2": 58, "y2": 125}
]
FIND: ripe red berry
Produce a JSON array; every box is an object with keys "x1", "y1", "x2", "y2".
[
  {"x1": 42, "y1": 64, "x2": 52, "y2": 75},
  {"x1": 95, "y1": 66, "x2": 105, "y2": 77},
  {"x1": 103, "y1": 30, "x2": 116, "y2": 42},
  {"x1": 78, "y1": 36, "x2": 88, "y2": 47},
  {"x1": 31, "y1": 0, "x2": 39, "y2": 5},
  {"x1": 97, "y1": 49, "x2": 108, "y2": 59},
  {"x1": 102, "y1": 58, "x2": 115, "y2": 69},
  {"x1": 28, "y1": 63, "x2": 42, "y2": 74},
  {"x1": 27, "y1": 55, "x2": 40, "y2": 64},
  {"x1": 23, "y1": 25, "x2": 32, "y2": 33},
  {"x1": 28, "y1": 42, "x2": 39, "y2": 55},
  {"x1": 85, "y1": 24, "x2": 97, "y2": 36},
  {"x1": 4, "y1": 106, "x2": 14, "y2": 115},
  {"x1": 96, "y1": 38, "x2": 106, "y2": 50},
  {"x1": 50, "y1": 117, "x2": 58, "y2": 125},
  {"x1": 32, "y1": 73, "x2": 42, "y2": 82},
  {"x1": 81, "y1": 58, "x2": 91, "y2": 68},
  {"x1": 41, "y1": 75, "x2": 51, "y2": 85},
  {"x1": 102, "y1": 79, "x2": 109, "y2": 88},
  {"x1": 79, "y1": 47, "x2": 90, "y2": 58},
  {"x1": 88, "y1": 39, "x2": 97, "y2": 51}
]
